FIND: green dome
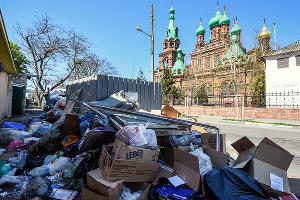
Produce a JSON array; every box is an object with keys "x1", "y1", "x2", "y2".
[
  {"x1": 209, "y1": 10, "x2": 222, "y2": 28},
  {"x1": 230, "y1": 23, "x2": 241, "y2": 35},
  {"x1": 196, "y1": 22, "x2": 205, "y2": 35},
  {"x1": 172, "y1": 47, "x2": 185, "y2": 75},
  {"x1": 219, "y1": 14, "x2": 230, "y2": 25}
]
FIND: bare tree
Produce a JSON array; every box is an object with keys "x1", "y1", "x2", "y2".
[{"x1": 15, "y1": 15, "x2": 117, "y2": 105}]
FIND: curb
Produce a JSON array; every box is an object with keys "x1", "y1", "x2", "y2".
[{"x1": 219, "y1": 120, "x2": 300, "y2": 130}]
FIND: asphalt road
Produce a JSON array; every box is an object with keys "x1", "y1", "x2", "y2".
[{"x1": 208, "y1": 121, "x2": 300, "y2": 178}]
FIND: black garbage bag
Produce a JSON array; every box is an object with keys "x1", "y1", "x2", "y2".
[
  {"x1": 204, "y1": 166, "x2": 271, "y2": 200},
  {"x1": 29, "y1": 118, "x2": 66, "y2": 154},
  {"x1": 25, "y1": 153, "x2": 47, "y2": 169}
]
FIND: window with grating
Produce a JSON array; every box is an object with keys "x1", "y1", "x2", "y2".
[{"x1": 277, "y1": 58, "x2": 289, "y2": 68}]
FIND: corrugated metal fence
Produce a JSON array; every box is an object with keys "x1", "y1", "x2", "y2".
[{"x1": 66, "y1": 75, "x2": 162, "y2": 111}]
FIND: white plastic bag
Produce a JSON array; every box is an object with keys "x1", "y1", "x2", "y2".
[
  {"x1": 189, "y1": 148, "x2": 212, "y2": 175},
  {"x1": 116, "y1": 125, "x2": 147, "y2": 147},
  {"x1": 120, "y1": 186, "x2": 143, "y2": 200},
  {"x1": 48, "y1": 157, "x2": 70, "y2": 175},
  {"x1": 143, "y1": 129, "x2": 157, "y2": 149},
  {"x1": 29, "y1": 165, "x2": 49, "y2": 177}
]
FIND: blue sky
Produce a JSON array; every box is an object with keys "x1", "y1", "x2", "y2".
[{"x1": 2, "y1": 0, "x2": 300, "y2": 80}]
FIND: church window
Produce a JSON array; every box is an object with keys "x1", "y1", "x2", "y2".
[
  {"x1": 175, "y1": 42, "x2": 179, "y2": 49},
  {"x1": 209, "y1": 85, "x2": 214, "y2": 96},
  {"x1": 165, "y1": 43, "x2": 168, "y2": 48},
  {"x1": 198, "y1": 58, "x2": 202, "y2": 71},
  {"x1": 213, "y1": 31, "x2": 216, "y2": 40},
  {"x1": 170, "y1": 42, "x2": 174, "y2": 47},
  {"x1": 222, "y1": 83, "x2": 228, "y2": 96},
  {"x1": 229, "y1": 82, "x2": 236, "y2": 95},
  {"x1": 215, "y1": 55, "x2": 221, "y2": 65},
  {"x1": 164, "y1": 59, "x2": 169, "y2": 69},
  {"x1": 206, "y1": 57, "x2": 210, "y2": 69},
  {"x1": 218, "y1": 29, "x2": 221, "y2": 39},
  {"x1": 296, "y1": 56, "x2": 300, "y2": 66},
  {"x1": 277, "y1": 58, "x2": 289, "y2": 68}
]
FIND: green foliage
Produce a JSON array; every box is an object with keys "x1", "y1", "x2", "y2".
[
  {"x1": 195, "y1": 85, "x2": 208, "y2": 105},
  {"x1": 10, "y1": 42, "x2": 29, "y2": 74},
  {"x1": 161, "y1": 68, "x2": 177, "y2": 96},
  {"x1": 251, "y1": 74, "x2": 266, "y2": 107}
]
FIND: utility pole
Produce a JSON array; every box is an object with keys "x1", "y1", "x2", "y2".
[
  {"x1": 273, "y1": 23, "x2": 277, "y2": 51},
  {"x1": 151, "y1": 4, "x2": 155, "y2": 82}
]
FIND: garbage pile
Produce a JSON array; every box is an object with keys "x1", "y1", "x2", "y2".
[{"x1": 0, "y1": 91, "x2": 299, "y2": 200}]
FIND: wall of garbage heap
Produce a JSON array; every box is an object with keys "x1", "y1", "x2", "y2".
[{"x1": 172, "y1": 105, "x2": 300, "y2": 120}]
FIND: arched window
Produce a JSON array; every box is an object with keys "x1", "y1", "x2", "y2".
[
  {"x1": 165, "y1": 42, "x2": 168, "y2": 49},
  {"x1": 164, "y1": 59, "x2": 169, "y2": 69},
  {"x1": 230, "y1": 82, "x2": 236, "y2": 95},
  {"x1": 209, "y1": 85, "x2": 214, "y2": 96},
  {"x1": 213, "y1": 31, "x2": 216, "y2": 40},
  {"x1": 198, "y1": 58, "x2": 201, "y2": 72},
  {"x1": 222, "y1": 83, "x2": 228, "y2": 96},
  {"x1": 206, "y1": 57, "x2": 211, "y2": 69},
  {"x1": 218, "y1": 29, "x2": 221, "y2": 39}
]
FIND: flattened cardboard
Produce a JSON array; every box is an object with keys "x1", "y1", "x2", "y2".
[
  {"x1": 254, "y1": 137, "x2": 293, "y2": 171},
  {"x1": 112, "y1": 137, "x2": 160, "y2": 162},
  {"x1": 173, "y1": 146, "x2": 229, "y2": 192},
  {"x1": 64, "y1": 113, "x2": 80, "y2": 135},
  {"x1": 232, "y1": 137, "x2": 294, "y2": 194},
  {"x1": 81, "y1": 187, "x2": 108, "y2": 200},
  {"x1": 87, "y1": 168, "x2": 123, "y2": 199},
  {"x1": 99, "y1": 146, "x2": 159, "y2": 182},
  {"x1": 201, "y1": 133, "x2": 226, "y2": 153},
  {"x1": 288, "y1": 178, "x2": 300, "y2": 199}
]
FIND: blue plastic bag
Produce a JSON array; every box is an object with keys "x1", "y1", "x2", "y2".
[{"x1": 2, "y1": 122, "x2": 27, "y2": 131}]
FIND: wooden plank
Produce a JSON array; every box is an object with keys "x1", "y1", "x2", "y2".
[
  {"x1": 132, "y1": 79, "x2": 137, "y2": 92},
  {"x1": 96, "y1": 75, "x2": 103, "y2": 100},
  {"x1": 145, "y1": 81, "x2": 150, "y2": 112},
  {"x1": 102, "y1": 75, "x2": 109, "y2": 99},
  {"x1": 137, "y1": 80, "x2": 141, "y2": 109},
  {"x1": 113, "y1": 76, "x2": 119, "y2": 93},
  {"x1": 140, "y1": 81, "x2": 145, "y2": 110},
  {"x1": 155, "y1": 130, "x2": 191, "y2": 136},
  {"x1": 107, "y1": 76, "x2": 114, "y2": 97},
  {"x1": 128, "y1": 79, "x2": 133, "y2": 92},
  {"x1": 150, "y1": 82, "x2": 154, "y2": 111},
  {"x1": 157, "y1": 83, "x2": 162, "y2": 110}
]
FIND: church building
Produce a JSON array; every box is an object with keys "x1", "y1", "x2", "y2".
[{"x1": 154, "y1": 3, "x2": 272, "y2": 105}]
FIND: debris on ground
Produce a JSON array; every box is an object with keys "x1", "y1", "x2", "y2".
[{"x1": 0, "y1": 89, "x2": 298, "y2": 200}]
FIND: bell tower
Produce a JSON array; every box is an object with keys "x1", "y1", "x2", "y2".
[{"x1": 155, "y1": 5, "x2": 185, "y2": 82}]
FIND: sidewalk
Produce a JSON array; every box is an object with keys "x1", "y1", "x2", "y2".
[{"x1": 194, "y1": 114, "x2": 300, "y2": 129}]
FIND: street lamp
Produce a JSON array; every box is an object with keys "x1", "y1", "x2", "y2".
[{"x1": 135, "y1": 4, "x2": 154, "y2": 82}]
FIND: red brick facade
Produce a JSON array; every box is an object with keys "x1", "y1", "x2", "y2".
[{"x1": 172, "y1": 105, "x2": 300, "y2": 121}]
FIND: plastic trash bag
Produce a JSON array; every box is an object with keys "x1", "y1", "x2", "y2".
[
  {"x1": 0, "y1": 128, "x2": 32, "y2": 146},
  {"x1": 0, "y1": 159, "x2": 12, "y2": 177},
  {"x1": 9, "y1": 151, "x2": 27, "y2": 168},
  {"x1": 116, "y1": 125, "x2": 148, "y2": 147},
  {"x1": 204, "y1": 166, "x2": 271, "y2": 200},
  {"x1": 25, "y1": 153, "x2": 48, "y2": 169},
  {"x1": 20, "y1": 177, "x2": 51, "y2": 199},
  {"x1": 2, "y1": 122, "x2": 27, "y2": 131},
  {"x1": 28, "y1": 122, "x2": 42, "y2": 133},
  {"x1": 169, "y1": 131, "x2": 201, "y2": 147},
  {"x1": 8, "y1": 140, "x2": 24, "y2": 150},
  {"x1": 23, "y1": 137, "x2": 40, "y2": 145},
  {"x1": 120, "y1": 186, "x2": 143, "y2": 200},
  {"x1": 0, "y1": 175, "x2": 22, "y2": 185},
  {"x1": 49, "y1": 157, "x2": 71, "y2": 175},
  {"x1": 43, "y1": 155, "x2": 57, "y2": 165},
  {"x1": 30, "y1": 165, "x2": 50, "y2": 177},
  {"x1": 143, "y1": 129, "x2": 158, "y2": 149},
  {"x1": 32, "y1": 121, "x2": 52, "y2": 138},
  {"x1": 78, "y1": 112, "x2": 96, "y2": 135},
  {"x1": 189, "y1": 148, "x2": 212, "y2": 175}
]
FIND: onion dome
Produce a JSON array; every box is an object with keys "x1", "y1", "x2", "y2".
[
  {"x1": 219, "y1": 7, "x2": 230, "y2": 25},
  {"x1": 258, "y1": 24, "x2": 271, "y2": 39},
  {"x1": 172, "y1": 47, "x2": 185, "y2": 75},
  {"x1": 196, "y1": 18, "x2": 205, "y2": 35},
  {"x1": 230, "y1": 20, "x2": 241, "y2": 35},
  {"x1": 209, "y1": 9, "x2": 223, "y2": 29},
  {"x1": 166, "y1": 5, "x2": 178, "y2": 40}
]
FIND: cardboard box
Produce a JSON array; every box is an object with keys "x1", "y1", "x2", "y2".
[
  {"x1": 161, "y1": 104, "x2": 181, "y2": 118},
  {"x1": 201, "y1": 133, "x2": 226, "y2": 153},
  {"x1": 99, "y1": 145, "x2": 159, "y2": 182},
  {"x1": 123, "y1": 183, "x2": 150, "y2": 200},
  {"x1": 173, "y1": 146, "x2": 229, "y2": 192},
  {"x1": 112, "y1": 137, "x2": 160, "y2": 162},
  {"x1": 87, "y1": 168, "x2": 123, "y2": 200},
  {"x1": 81, "y1": 187, "x2": 108, "y2": 200},
  {"x1": 288, "y1": 178, "x2": 300, "y2": 199},
  {"x1": 64, "y1": 113, "x2": 80, "y2": 135},
  {"x1": 232, "y1": 137, "x2": 294, "y2": 194}
]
